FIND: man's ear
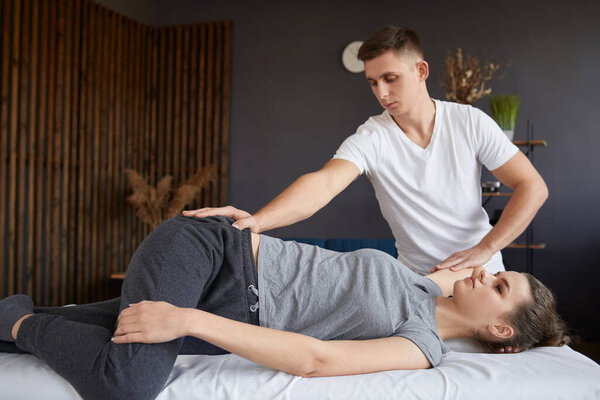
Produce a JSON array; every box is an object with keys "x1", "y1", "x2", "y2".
[
  {"x1": 416, "y1": 60, "x2": 429, "y2": 81},
  {"x1": 487, "y1": 323, "x2": 514, "y2": 340}
]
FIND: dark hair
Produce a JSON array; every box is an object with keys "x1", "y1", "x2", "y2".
[
  {"x1": 357, "y1": 26, "x2": 424, "y2": 62},
  {"x1": 488, "y1": 273, "x2": 570, "y2": 351}
]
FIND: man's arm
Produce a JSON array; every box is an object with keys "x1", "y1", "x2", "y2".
[
  {"x1": 183, "y1": 159, "x2": 360, "y2": 232},
  {"x1": 113, "y1": 301, "x2": 431, "y2": 376},
  {"x1": 432, "y1": 151, "x2": 548, "y2": 272}
]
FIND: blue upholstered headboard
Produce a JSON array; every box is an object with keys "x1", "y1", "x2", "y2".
[{"x1": 283, "y1": 238, "x2": 397, "y2": 258}]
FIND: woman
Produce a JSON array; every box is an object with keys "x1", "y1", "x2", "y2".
[{"x1": 1, "y1": 216, "x2": 568, "y2": 400}]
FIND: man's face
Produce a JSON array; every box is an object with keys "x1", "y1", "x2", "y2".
[
  {"x1": 453, "y1": 267, "x2": 532, "y2": 331},
  {"x1": 364, "y1": 50, "x2": 425, "y2": 117}
]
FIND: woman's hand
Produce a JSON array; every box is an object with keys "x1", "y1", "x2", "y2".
[{"x1": 112, "y1": 301, "x2": 189, "y2": 344}]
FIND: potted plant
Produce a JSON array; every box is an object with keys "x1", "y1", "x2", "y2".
[{"x1": 490, "y1": 94, "x2": 520, "y2": 140}]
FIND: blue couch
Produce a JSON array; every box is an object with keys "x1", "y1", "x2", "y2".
[{"x1": 284, "y1": 238, "x2": 397, "y2": 258}]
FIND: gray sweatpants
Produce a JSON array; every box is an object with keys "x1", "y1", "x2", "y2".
[{"x1": 13, "y1": 216, "x2": 259, "y2": 400}]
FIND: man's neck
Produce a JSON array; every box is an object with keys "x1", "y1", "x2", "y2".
[
  {"x1": 391, "y1": 97, "x2": 436, "y2": 149},
  {"x1": 434, "y1": 296, "x2": 475, "y2": 340}
]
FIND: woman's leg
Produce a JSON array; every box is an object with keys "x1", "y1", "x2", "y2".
[
  {"x1": 11, "y1": 216, "x2": 257, "y2": 400},
  {"x1": 0, "y1": 298, "x2": 121, "y2": 354}
]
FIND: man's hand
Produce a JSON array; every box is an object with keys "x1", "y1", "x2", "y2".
[
  {"x1": 430, "y1": 244, "x2": 494, "y2": 273},
  {"x1": 182, "y1": 206, "x2": 259, "y2": 232},
  {"x1": 112, "y1": 301, "x2": 189, "y2": 344}
]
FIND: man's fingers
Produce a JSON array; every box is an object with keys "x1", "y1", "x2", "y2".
[
  {"x1": 231, "y1": 217, "x2": 254, "y2": 231},
  {"x1": 112, "y1": 332, "x2": 144, "y2": 344}
]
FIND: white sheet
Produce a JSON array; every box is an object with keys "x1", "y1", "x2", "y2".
[{"x1": 1, "y1": 341, "x2": 599, "y2": 399}]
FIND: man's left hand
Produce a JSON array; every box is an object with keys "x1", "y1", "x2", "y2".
[{"x1": 430, "y1": 245, "x2": 494, "y2": 273}]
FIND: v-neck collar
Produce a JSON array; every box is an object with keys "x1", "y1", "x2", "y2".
[{"x1": 385, "y1": 99, "x2": 440, "y2": 158}]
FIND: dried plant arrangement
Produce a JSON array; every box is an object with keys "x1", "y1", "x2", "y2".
[
  {"x1": 125, "y1": 164, "x2": 218, "y2": 229},
  {"x1": 442, "y1": 48, "x2": 504, "y2": 105}
]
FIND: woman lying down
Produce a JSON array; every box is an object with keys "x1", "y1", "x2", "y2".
[{"x1": 0, "y1": 216, "x2": 569, "y2": 400}]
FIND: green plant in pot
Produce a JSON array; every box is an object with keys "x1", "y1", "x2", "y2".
[{"x1": 490, "y1": 94, "x2": 520, "y2": 140}]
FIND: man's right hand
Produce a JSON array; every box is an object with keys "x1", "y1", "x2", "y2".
[{"x1": 182, "y1": 206, "x2": 259, "y2": 232}]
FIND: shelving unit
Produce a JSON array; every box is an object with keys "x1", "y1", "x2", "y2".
[{"x1": 483, "y1": 121, "x2": 546, "y2": 273}]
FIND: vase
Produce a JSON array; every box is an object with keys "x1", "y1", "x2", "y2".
[{"x1": 503, "y1": 130, "x2": 514, "y2": 141}]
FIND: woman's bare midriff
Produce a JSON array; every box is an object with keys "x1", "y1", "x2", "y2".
[{"x1": 250, "y1": 232, "x2": 260, "y2": 271}]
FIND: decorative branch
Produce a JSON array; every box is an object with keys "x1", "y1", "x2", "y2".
[
  {"x1": 125, "y1": 164, "x2": 218, "y2": 229},
  {"x1": 442, "y1": 48, "x2": 506, "y2": 105}
]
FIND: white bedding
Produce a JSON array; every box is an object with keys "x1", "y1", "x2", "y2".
[{"x1": 1, "y1": 340, "x2": 599, "y2": 400}]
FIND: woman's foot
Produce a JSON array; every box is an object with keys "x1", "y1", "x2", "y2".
[{"x1": 0, "y1": 295, "x2": 34, "y2": 342}]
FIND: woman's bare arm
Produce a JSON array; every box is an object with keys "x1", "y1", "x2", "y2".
[{"x1": 112, "y1": 301, "x2": 430, "y2": 376}]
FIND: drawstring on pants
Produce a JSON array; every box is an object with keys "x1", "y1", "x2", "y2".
[{"x1": 248, "y1": 285, "x2": 259, "y2": 312}]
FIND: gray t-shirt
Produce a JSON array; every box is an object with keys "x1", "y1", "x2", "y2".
[{"x1": 257, "y1": 235, "x2": 448, "y2": 367}]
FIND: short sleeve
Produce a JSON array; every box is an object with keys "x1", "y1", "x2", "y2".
[
  {"x1": 394, "y1": 322, "x2": 446, "y2": 367},
  {"x1": 332, "y1": 128, "x2": 375, "y2": 176},
  {"x1": 474, "y1": 109, "x2": 519, "y2": 171}
]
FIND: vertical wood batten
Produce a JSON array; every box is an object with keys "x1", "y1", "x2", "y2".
[
  {"x1": 181, "y1": 28, "x2": 190, "y2": 183},
  {"x1": 26, "y1": 0, "x2": 39, "y2": 298},
  {"x1": 112, "y1": 13, "x2": 123, "y2": 277},
  {"x1": 173, "y1": 27, "x2": 182, "y2": 184},
  {"x1": 196, "y1": 25, "x2": 206, "y2": 206},
  {"x1": 34, "y1": 0, "x2": 49, "y2": 305},
  {"x1": 221, "y1": 22, "x2": 232, "y2": 205},
  {"x1": 16, "y1": 0, "x2": 31, "y2": 295},
  {"x1": 211, "y1": 23, "x2": 223, "y2": 207},
  {"x1": 188, "y1": 25, "x2": 198, "y2": 195},
  {"x1": 60, "y1": 0, "x2": 73, "y2": 304},
  {"x1": 50, "y1": 0, "x2": 64, "y2": 305},
  {"x1": 0, "y1": 0, "x2": 10, "y2": 298},
  {"x1": 203, "y1": 24, "x2": 215, "y2": 207},
  {"x1": 165, "y1": 28, "x2": 174, "y2": 186},
  {"x1": 8, "y1": 0, "x2": 21, "y2": 297},
  {"x1": 67, "y1": 0, "x2": 81, "y2": 301}
]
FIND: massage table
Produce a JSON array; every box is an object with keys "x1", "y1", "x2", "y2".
[
  {"x1": 2, "y1": 238, "x2": 599, "y2": 399},
  {"x1": 1, "y1": 338, "x2": 599, "y2": 399}
]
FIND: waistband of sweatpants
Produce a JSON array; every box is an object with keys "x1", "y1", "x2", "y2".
[{"x1": 240, "y1": 227, "x2": 260, "y2": 326}]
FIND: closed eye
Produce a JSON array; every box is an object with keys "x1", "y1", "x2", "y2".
[{"x1": 496, "y1": 284, "x2": 503, "y2": 294}]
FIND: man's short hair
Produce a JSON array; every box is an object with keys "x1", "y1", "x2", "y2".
[{"x1": 358, "y1": 26, "x2": 424, "y2": 62}]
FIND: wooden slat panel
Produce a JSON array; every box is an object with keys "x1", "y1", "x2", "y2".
[{"x1": 2, "y1": 1, "x2": 232, "y2": 306}]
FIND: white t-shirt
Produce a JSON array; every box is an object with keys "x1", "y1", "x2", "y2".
[{"x1": 333, "y1": 99, "x2": 518, "y2": 275}]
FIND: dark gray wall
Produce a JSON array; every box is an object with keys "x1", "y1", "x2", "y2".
[{"x1": 111, "y1": 0, "x2": 600, "y2": 340}]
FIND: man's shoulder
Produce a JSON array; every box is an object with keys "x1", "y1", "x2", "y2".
[
  {"x1": 354, "y1": 110, "x2": 394, "y2": 136},
  {"x1": 435, "y1": 99, "x2": 480, "y2": 117}
]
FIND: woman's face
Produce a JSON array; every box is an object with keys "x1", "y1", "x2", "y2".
[{"x1": 453, "y1": 267, "x2": 532, "y2": 329}]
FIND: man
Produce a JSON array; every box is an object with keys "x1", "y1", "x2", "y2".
[{"x1": 184, "y1": 26, "x2": 548, "y2": 275}]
